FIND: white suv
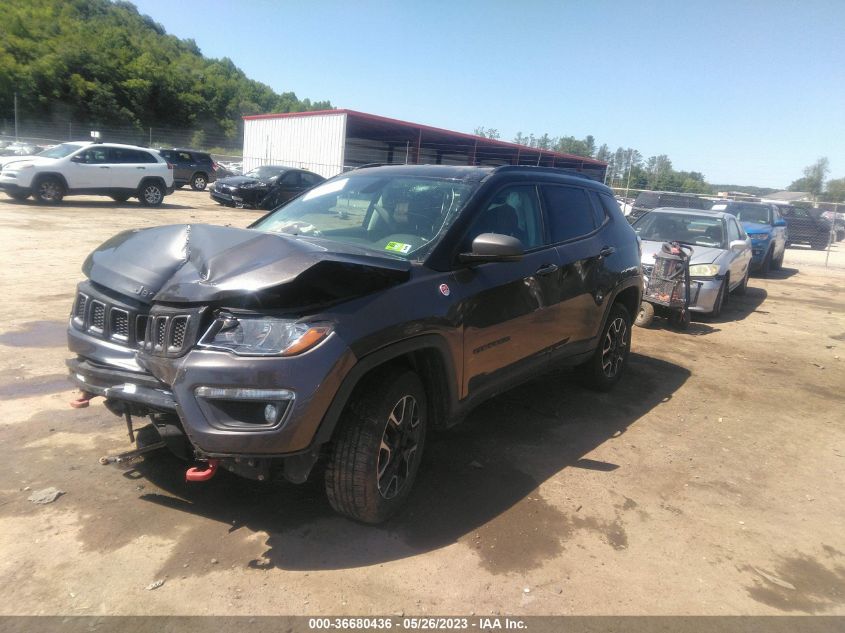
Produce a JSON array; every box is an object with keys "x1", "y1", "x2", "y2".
[{"x1": 0, "y1": 142, "x2": 174, "y2": 206}]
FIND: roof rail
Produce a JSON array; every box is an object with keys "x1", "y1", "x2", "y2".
[{"x1": 492, "y1": 164, "x2": 600, "y2": 182}]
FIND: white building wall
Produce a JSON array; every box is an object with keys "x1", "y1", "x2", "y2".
[{"x1": 243, "y1": 112, "x2": 347, "y2": 178}]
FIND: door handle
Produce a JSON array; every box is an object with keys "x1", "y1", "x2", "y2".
[
  {"x1": 535, "y1": 263, "x2": 559, "y2": 276},
  {"x1": 136, "y1": 167, "x2": 145, "y2": 169},
  {"x1": 99, "y1": 166, "x2": 110, "y2": 169},
  {"x1": 599, "y1": 246, "x2": 616, "y2": 258}
]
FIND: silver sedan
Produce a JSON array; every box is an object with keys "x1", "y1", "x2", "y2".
[{"x1": 632, "y1": 208, "x2": 752, "y2": 316}]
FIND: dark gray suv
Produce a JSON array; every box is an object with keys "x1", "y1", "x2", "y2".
[
  {"x1": 66, "y1": 165, "x2": 642, "y2": 523},
  {"x1": 157, "y1": 148, "x2": 217, "y2": 190}
]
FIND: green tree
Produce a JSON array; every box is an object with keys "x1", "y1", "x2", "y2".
[
  {"x1": 473, "y1": 126, "x2": 500, "y2": 139},
  {"x1": 789, "y1": 157, "x2": 829, "y2": 199},
  {"x1": 823, "y1": 177, "x2": 845, "y2": 202}
]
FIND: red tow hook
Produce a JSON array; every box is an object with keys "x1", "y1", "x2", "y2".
[
  {"x1": 70, "y1": 391, "x2": 95, "y2": 409},
  {"x1": 185, "y1": 459, "x2": 219, "y2": 483}
]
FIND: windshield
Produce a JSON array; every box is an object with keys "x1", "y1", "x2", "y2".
[
  {"x1": 633, "y1": 212, "x2": 725, "y2": 248},
  {"x1": 37, "y1": 143, "x2": 84, "y2": 159},
  {"x1": 252, "y1": 174, "x2": 477, "y2": 258},
  {"x1": 245, "y1": 166, "x2": 286, "y2": 180},
  {"x1": 714, "y1": 203, "x2": 771, "y2": 225}
]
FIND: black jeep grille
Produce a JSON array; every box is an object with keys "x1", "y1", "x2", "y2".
[
  {"x1": 90, "y1": 301, "x2": 106, "y2": 331},
  {"x1": 71, "y1": 285, "x2": 203, "y2": 357},
  {"x1": 110, "y1": 309, "x2": 130, "y2": 340},
  {"x1": 140, "y1": 312, "x2": 197, "y2": 357}
]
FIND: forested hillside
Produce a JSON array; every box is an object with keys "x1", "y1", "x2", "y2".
[{"x1": 0, "y1": 0, "x2": 331, "y2": 144}]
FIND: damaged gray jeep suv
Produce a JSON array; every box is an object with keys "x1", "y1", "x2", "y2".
[{"x1": 66, "y1": 164, "x2": 642, "y2": 523}]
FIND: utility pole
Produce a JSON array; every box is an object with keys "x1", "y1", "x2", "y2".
[
  {"x1": 624, "y1": 148, "x2": 634, "y2": 201},
  {"x1": 14, "y1": 92, "x2": 19, "y2": 141}
]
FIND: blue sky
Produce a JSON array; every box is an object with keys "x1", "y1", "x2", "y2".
[{"x1": 129, "y1": 0, "x2": 845, "y2": 189}]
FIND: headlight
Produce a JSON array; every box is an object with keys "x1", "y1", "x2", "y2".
[
  {"x1": 749, "y1": 233, "x2": 770, "y2": 241},
  {"x1": 688, "y1": 264, "x2": 720, "y2": 277},
  {"x1": 200, "y1": 315, "x2": 331, "y2": 356}
]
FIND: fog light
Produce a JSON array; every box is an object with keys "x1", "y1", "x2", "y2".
[{"x1": 264, "y1": 403, "x2": 279, "y2": 424}]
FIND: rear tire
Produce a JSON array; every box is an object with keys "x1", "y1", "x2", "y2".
[
  {"x1": 138, "y1": 182, "x2": 165, "y2": 207},
  {"x1": 190, "y1": 173, "x2": 208, "y2": 191},
  {"x1": 33, "y1": 176, "x2": 64, "y2": 203},
  {"x1": 110, "y1": 194, "x2": 130, "y2": 203},
  {"x1": 577, "y1": 303, "x2": 631, "y2": 392},
  {"x1": 325, "y1": 369, "x2": 427, "y2": 524},
  {"x1": 811, "y1": 235, "x2": 829, "y2": 250},
  {"x1": 634, "y1": 302, "x2": 655, "y2": 328}
]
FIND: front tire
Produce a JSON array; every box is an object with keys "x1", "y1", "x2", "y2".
[
  {"x1": 190, "y1": 173, "x2": 208, "y2": 191},
  {"x1": 709, "y1": 278, "x2": 727, "y2": 318},
  {"x1": 577, "y1": 303, "x2": 631, "y2": 392},
  {"x1": 7, "y1": 191, "x2": 30, "y2": 201},
  {"x1": 759, "y1": 247, "x2": 772, "y2": 276},
  {"x1": 634, "y1": 302, "x2": 655, "y2": 328},
  {"x1": 139, "y1": 182, "x2": 165, "y2": 207},
  {"x1": 325, "y1": 369, "x2": 427, "y2": 524},
  {"x1": 110, "y1": 194, "x2": 130, "y2": 203},
  {"x1": 733, "y1": 268, "x2": 749, "y2": 295},
  {"x1": 33, "y1": 176, "x2": 64, "y2": 203},
  {"x1": 772, "y1": 245, "x2": 784, "y2": 270}
]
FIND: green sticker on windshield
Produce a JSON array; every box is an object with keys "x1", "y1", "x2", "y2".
[{"x1": 385, "y1": 241, "x2": 412, "y2": 254}]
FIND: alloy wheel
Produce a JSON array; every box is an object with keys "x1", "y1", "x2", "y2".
[
  {"x1": 601, "y1": 317, "x2": 628, "y2": 378},
  {"x1": 143, "y1": 185, "x2": 162, "y2": 205},
  {"x1": 38, "y1": 180, "x2": 61, "y2": 201},
  {"x1": 377, "y1": 395, "x2": 422, "y2": 500}
]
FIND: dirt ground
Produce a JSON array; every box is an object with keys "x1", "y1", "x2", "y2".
[{"x1": 0, "y1": 189, "x2": 843, "y2": 616}]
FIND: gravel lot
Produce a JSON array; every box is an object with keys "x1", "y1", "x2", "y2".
[{"x1": 0, "y1": 190, "x2": 843, "y2": 615}]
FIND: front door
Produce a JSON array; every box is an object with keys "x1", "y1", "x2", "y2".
[
  {"x1": 456, "y1": 185, "x2": 562, "y2": 397},
  {"x1": 65, "y1": 146, "x2": 112, "y2": 189}
]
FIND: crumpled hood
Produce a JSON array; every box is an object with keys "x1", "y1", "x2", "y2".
[
  {"x1": 640, "y1": 240, "x2": 724, "y2": 266},
  {"x1": 741, "y1": 221, "x2": 772, "y2": 235},
  {"x1": 83, "y1": 224, "x2": 411, "y2": 304}
]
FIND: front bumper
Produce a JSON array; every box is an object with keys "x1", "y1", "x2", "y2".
[
  {"x1": 68, "y1": 326, "x2": 357, "y2": 457},
  {"x1": 0, "y1": 181, "x2": 31, "y2": 195}
]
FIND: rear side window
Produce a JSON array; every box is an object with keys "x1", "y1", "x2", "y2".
[
  {"x1": 111, "y1": 148, "x2": 157, "y2": 163},
  {"x1": 588, "y1": 191, "x2": 609, "y2": 227},
  {"x1": 280, "y1": 172, "x2": 301, "y2": 186},
  {"x1": 540, "y1": 185, "x2": 596, "y2": 242},
  {"x1": 599, "y1": 193, "x2": 622, "y2": 218},
  {"x1": 302, "y1": 173, "x2": 323, "y2": 187}
]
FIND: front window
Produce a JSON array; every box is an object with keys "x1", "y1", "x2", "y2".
[
  {"x1": 37, "y1": 143, "x2": 85, "y2": 159},
  {"x1": 633, "y1": 212, "x2": 725, "y2": 248},
  {"x1": 252, "y1": 173, "x2": 477, "y2": 258},
  {"x1": 719, "y1": 203, "x2": 772, "y2": 225}
]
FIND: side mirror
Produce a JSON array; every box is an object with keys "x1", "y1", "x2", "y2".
[
  {"x1": 70, "y1": 155, "x2": 85, "y2": 163},
  {"x1": 774, "y1": 218, "x2": 786, "y2": 227},
  {"x1": 459, "y1": 233, "x2": 524, "y2": 264},
  {"x1": 729, "y1": 239, "x2": 747, "y2": 251}
]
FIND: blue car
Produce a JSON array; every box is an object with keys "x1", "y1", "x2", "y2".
[{"x1": 710, "y1": 201, "x2": 787, "y2": 274}]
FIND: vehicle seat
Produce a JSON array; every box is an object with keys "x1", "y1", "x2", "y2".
[{"x1": 476, "y1": 203, "x2": 527, "y2": 244}]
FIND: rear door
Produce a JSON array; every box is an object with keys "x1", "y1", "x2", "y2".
[
  {"x1": 540, "y1": 184, "x2": 610, "y2": 346},
  {"x1": 110, "y1": 148, "x2": 157, "y2": 190}
]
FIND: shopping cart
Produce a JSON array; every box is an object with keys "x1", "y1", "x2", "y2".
[{"x1": 635, "y1": 241, "x2": 693, "y2": 330}]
